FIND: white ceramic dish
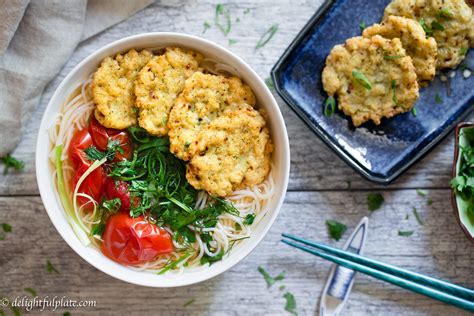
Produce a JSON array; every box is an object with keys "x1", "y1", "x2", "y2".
[{"x1": 36, "y1": 33, "x2": 290, "y2": 287}]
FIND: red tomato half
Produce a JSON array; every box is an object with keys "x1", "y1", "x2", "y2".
[
  {"x1": 101, "y1": 214, "x2": 173, "y2": 265},
  {"x1": 89, "y1": 117, "x2": 132, "y2": 161},
  {"x1": 104, "y1": 177, "x2": 131, "y2": 213},
  {"x1": 69, "y1": 129, "x2": 105, "y2": 207}
]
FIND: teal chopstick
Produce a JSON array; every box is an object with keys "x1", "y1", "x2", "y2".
[
  {"x1": 281, "y1": 238, "x2": 474, "y2": 312},
  {"x1": 282, "y1": 233, "x2": 474, "y2": 301}
]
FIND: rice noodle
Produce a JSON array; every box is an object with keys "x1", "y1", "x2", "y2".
[{"x1": 48, "y1": 61, "x2": 275, "y2": 274}]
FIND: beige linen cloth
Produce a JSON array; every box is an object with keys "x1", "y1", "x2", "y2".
[{"x1": 0, "y1": 0, "x2": 154, "y2": 156}]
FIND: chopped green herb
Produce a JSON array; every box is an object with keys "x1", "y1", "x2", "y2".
[
  {"x1": 258, "y1": 266, "x2": 285, "y2": 288},
  {"x1": 324, "y1": 96, "x2": 336, "y2": 117},
  {"x1": 46, "y1": 260, "x2": 59, "y2": 274},
  {"x1": 359, "y1": 20, "x2": 366, "y2": 31},
  {"x1": 283, "y1": 292, "x2": 297, "y2": 315},
  {"x1": 244, "y1": 8, "x2": 251, "y2": 15},
  {"x1": 228, "y1": 38, "x2": 237, "y2": 45},
  {"x1": 203, "y1": 21, "x2": 211, "y2": 34},
  {"x1": 412, "y1": 207, "x2": 424, "y2": 225},
  {"x1": 255, "y1": 24, "x2": 278, "y2": 50},
  {"x1": 398, "y1": 230, "x2": 414, "y2": 237},
  {"x1": 427, "y1": 198, "x2": 433, "y2": 206},
  {"x1": 183, "y1": 299, "x2": 195, "y2": 307},
  {"x1": 431, "y1": 20, "x2": 445, "y2": 31},
  {"x1": 405, "y1": 214, "x2": 409, "y2": 220},
  {"x1": 419, "y1": 18, "x2": 432, "y2": 36},
  {"x1": 265, "y1": 77, "x2": 274, "y2": 89},
  {"x1": 8, "y1": 304, "x2": 20, "y2": 316},
  {"x1": 201, "y1": 249, "x2": 225, "y2": 265},
  {"x1": 391, "y1": 80, "x2": 398, "y2": 104},
  {"x1": 460, "y1": 63, "x2": 470, "y2": 71},
  {"x1": 243, "y1": 213, "x2": 256, "y2": 225},
  {"x1": 279, "y1": 285, "x2": 286, "y2": 291},
  {"x1": 326, "y1": 220, "x2": 347, "y2": 241},
  {"x1": 101, "y1": 198, "x2": 121, "y2": 214},
  {"x1": 384, "y1": 55, "x2": 403, "y2": 60},
  {"x1": 435, "y1": 93, "x2": 443, "y2": 104},
  {"x1": 416, "y1": 189, "x2": 428, "y2": 196},
  {"x1": 352, "y1": 70, "x2": 372, "y2": 90},
  {"x1": 1, "y1": 154, "x2": 24, "y2": 175},
  {"x1": 63, "y1": 313, "x2": 71, "y2": 316},
  {"x1": 215, "y1": 4, "x2": 231, "y2": 36},
  {"x1": 24, "y1": 287, "x2": 38, "y2": 296},
  {"x1": 90, "y1": 223, "x2": 105, "y2": 237},
  {"x1": 159, "y1": 252, "x2": 192, "y2": 274},
  {"x1": 2, "y1": 223, "x2": 12, "y2": 233},
  {"x1": 411, "y1": 107, "x2": 418, "y2": 117},
  {"x1": 437, "y1": 8, "x2": 453, "y2": 19},
  {"x1": 84, "y1": 139, "x2": 124, "y2": 162},
  {"x1": 367, "y1": 193, "x2": 384, "y2": 212},
  {"x1": 459, "y1": 47, "x2": 468, "y2": 56}
]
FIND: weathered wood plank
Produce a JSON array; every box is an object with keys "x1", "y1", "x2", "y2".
[
  {"x1": 0, "y1": 0, "x2": 469, "y2": 195},
  {"x1": 1, "y1": 191, "x2": 472, "y2": 315}
]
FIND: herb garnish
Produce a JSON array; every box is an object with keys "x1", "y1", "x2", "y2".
[
  {"x1": 283, "y1": 292, "x2": 297, "y2": 315},
  {"x1": 244, "y1": 8, "x2": 251, "y2": 15},
  {"x1": 326, "y1": 220, "x2": 347, "y2": 241},
  {"x1": 46, "y1": 260, "x2": 59, "y2": 274},
  {"x1": 384, "y1": 55, "x2": 403, "y2": 60},
  {"x1": 419, "y1": 18, "x2": 432, "y2": 36},
  {"x1": 352, "y1": 70, "x2": 372, "y2": 90},
  {"x1": 412, "y1": 207, "x2": 424, "y2": 225},
  {"x1": 215, "y1": 4, "x2": 231, "y2": 36},
  {"x1": 427, "y1": 198, "x2": 433, "y2": 206},
  {"x1": 255, "y1": 24, "x2": 278, "y2": 50},
  {"x1": 258, "y1": 266, "x2": 285, "y2": 288},
  {"x1": 228, "y1": 38, "x2": 237, "y2": 45},
  {"x1": 2, "y1": 223, "x2": 12, "y2": 233},
  {"x1": 324, "y1": 96, "x2": 336, "y2": 117},
  {"x1": 416, "y1": 189, "x2": 428, "y2": 196},
  {"x1": 435, "y1": 93, "x2": 443, "y2": 104},
  {"x1": 437, "y1": 8, "x2": 453, "y2": 19},
  {"x1": 84, "y1": 139, "x2": 124, "y2": 162},
  {"x1": 459, "y1": 47, "x2": 468, "y2": 56},
  {"x1": 24, "y1": 288, "x2": 38, "y2": 297},
  {"x1": 367, "y1": 193, "x2": 384, "y2": 212},
  {"x1": 451, "y1": 129, "x2": 474, "y2": 219},
  {"x1": 411, "y1": 107, "x2": 418, "y2": 117},
  {"x1": 63, "y1": 313, "x2": 71, "y2": 316},
  {"x1": 243, "y1": 213, "x2": 256, "y2": 225},
  {"x1": 1, "y1": 154, "x2": 24, "y2": 175},
  {"x1": 391, "y1": 80, "x2": 398, "y2": 104},
  {"x1": 431, "y1": 20, "x2": 445, "y2": 31},
  {"x1": 265, "y1": 77, "x2": 274, "y2": 89},
  {"x1": 398, "y1": 230, "x2": 414, "y2": 237},
  {"x1": 203, "y1": 21, "x2": 211, "y2": 34},
  {"x1": 183, "y1": 299, "x2": 195, "y2": 307},
  {"x1": 359, "y1": 20, "x2": 366, "y2": 31}
]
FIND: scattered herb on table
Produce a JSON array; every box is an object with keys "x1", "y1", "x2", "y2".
[
  {"x1": 412, "y1": 207, "x2": 424, "y2": 225},
  {"x1": 215, "y1": 4, "x2": 231, "y2": 36},
  {"x1": 367, "y1": 193, "x2": 384, "y2": 212},
  {"x1": 416, "y1": 189, "x2": 428, "y2": 197},
  {"x1": 244, "y1": 8, "x2": 251, "y2": 15},
  {"x1": 411, "y1": 107, "x2": 418, "y2": 117},
  {"x1": 326, "y1": 220, "x2": 347, "y2": 241},
  {"x1": 435, "y1": 93, "x2": 443, "y2": 104},
  {"x1": 203, "y1": 21, "x2": 211, "y2": 34},
  {"x1": 63, "y1": 313, "x2": 71, "y2": 316},
  {"x1": 24, "y1": 288, "x2": 38, "y2": 297},
  {"x1": 255, "y1": 24, "x2": 278, "y2": 50},
  {"x1": 352, "y1": 70, "x2": 372, "y2": 90},
  {"x1": 279, "y1": 285, "x2": 286, "y2": 291},
  {"x1": 398, "y1": 230, "x2": 414, "y2": 237},
  {"x1": 427, "y1": 198, "x2": 433, "y2": 206},
  {"x1": 228, "y1": 38, "x2": 237, "y2": 45},
  {"x1": 258, "y1": 266, "x2": 285, "y2": 288},
  {"x1": 1, "y1": 154, "x2": 24, "y2": 175},
  {"x1": 265, "y1": 77, "x2": 274, "y2": 89},
  {"x1": 324, "y1": 96, "x2": 336, "y2": 117},
  {"x1": 183, "y1": 299, "x2": 195, "y2": 307},
  {"x1": 2, "y1": 223, "x2": 12, "y2": 233},
  {"x1": 46, "y1": 260, "x2": 59, "y2": 274},
  {"x1": 283, "y1": 292, "x2": 297, "y2": 315},
  {"x1": 359, "y1": 20, "x2": 366, "y2": 31}
]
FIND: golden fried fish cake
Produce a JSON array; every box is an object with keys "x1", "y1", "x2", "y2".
[
  {"x1": 383, "y1": 0, "x2": 474, "y2": 69},
  {"x1": 92, "y1": 49, "x2": 152, "y2": 129},
  {"x1": 168, "y1": 72, "x2": 256, "y2": 160},
  {"x1": 322, "y1": 35, "x2": 419, "y2": 127},
  {"x1": 186, "y1": 104, "x2": 273, "y2": 197},
  {"x1": 363, "y1": 15, "x2": 438, "y2": 85},
  {"x1": 134, "y1": 47, "x2": 203, "y2": 136}
]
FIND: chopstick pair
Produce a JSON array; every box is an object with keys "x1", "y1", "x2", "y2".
[{"x1": 281, "y1": 233, "x2": 474, "y2": 312}]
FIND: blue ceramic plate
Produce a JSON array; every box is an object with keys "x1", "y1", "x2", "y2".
[{"x1": 271, "y1": 0, "x2": 474, "y2": 183}]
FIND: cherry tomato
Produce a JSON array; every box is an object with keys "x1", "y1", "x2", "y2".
[
  {"x1": 101, "y1": 213, "x2": 173, "y2": 265},
  {"x1": 104, "y1": 177, "x2": 131, "y2": 213},
  {"x1": 68, "y1": 128, "x2": 105, "y2": 207},
  {"x1": 89, "y1": 117, "x2": 132, "y2": 161}
]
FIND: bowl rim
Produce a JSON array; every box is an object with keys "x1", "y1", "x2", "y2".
[
  {"x1": 35, "y1": 32, "x2": 290, "y2": 287},
  {"x1": 451, "y1": 122, "x2": 474, "y2": 244}
]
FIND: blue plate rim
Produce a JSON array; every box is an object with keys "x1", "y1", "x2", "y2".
[{"x1": 270, "y1": 0, "x2": 474, "y2": 184}]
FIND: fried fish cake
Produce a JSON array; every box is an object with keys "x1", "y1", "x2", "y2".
[
  {"x1": 186, "y1": 105, "x2": 273, "y2": 197},
  {"x1": 322, "y1": 35, "x2": 419, "y2": 127},
  {"x1": 363, "y1": 15, "x2": 437, "y2": 85},
  {"x1": 92, "y1": 49, "x2": 152, "y2": 129},
  {"x1": 168, "y1": 72, "x2": 256, "y2": 160},
  {"x1": 134, "y1": 47, "x2": 203, "y2": 136},
  {"x1": 383, "y1": 0, "x2": 474, "y2": 69}
]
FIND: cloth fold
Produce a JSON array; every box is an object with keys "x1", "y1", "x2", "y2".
[{"x1": 0, "y1": 0, "x2": 154, "y2": 156}]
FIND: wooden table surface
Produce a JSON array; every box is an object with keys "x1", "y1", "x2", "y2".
[{"x1": 1, "y1": 1, "x2": 473, "y2": 315}]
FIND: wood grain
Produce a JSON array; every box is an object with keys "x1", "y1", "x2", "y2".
[
  {"x1": 1, "y1": 191, "x2": 472, "y2": 315},
  {"x1": 0, "y1": 1, "x2": 473, "y2": 316}
]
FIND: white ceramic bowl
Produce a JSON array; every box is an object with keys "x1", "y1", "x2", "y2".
[{"x1": 36, "y1": 33, "x2": 290, "y2": 287}]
